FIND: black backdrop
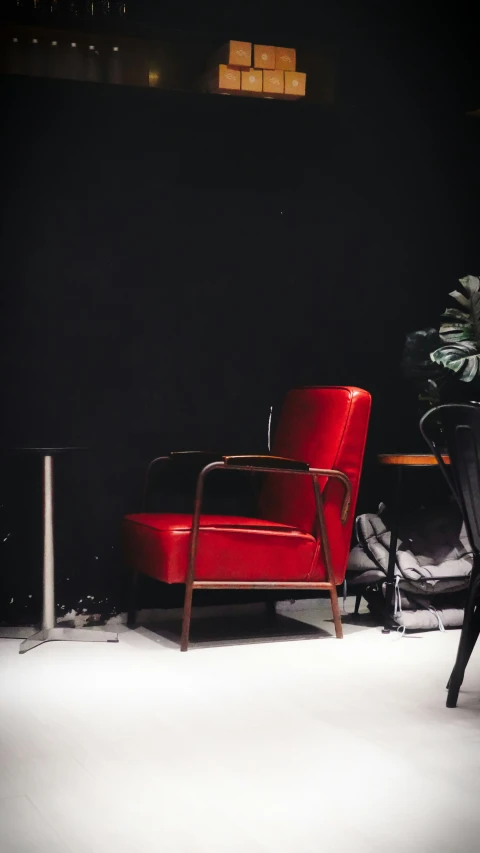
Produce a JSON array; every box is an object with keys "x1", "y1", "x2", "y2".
[{"x1": 0, "y1": 27, "x2": 478, "y2": 624}]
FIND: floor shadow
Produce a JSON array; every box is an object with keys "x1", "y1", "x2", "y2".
[
  {"x1": 337, "y1": 611, "x2": 381, "y2": 629},
  {"x1": 142, "y1": 612, "x2": 331, "y2": 649}
]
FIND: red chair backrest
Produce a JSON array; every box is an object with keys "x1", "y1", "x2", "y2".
[{"x1": 258, "y1": 387, "x2": 371, "y2": 581}]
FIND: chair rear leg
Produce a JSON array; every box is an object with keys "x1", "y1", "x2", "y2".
[
  {"x1": 127, "y1": 569, "x2": 139, "y2": 629},
  {"x1": 265, "y1": 596, "x2": 276, "y2": 622},
  {"x1": 330, "y1": 585, "x2": 343, "y2": 639},
  {"x1": 446, "y1": 573, "x2": 480, "y2": 707},
  {"x1": 354, "y1": 593, "x2": 362, "y2": 616}
]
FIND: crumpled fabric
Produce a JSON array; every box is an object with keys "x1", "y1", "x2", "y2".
[{"x1": 347, "y1": 502, "x2": 472, "y2": 629}]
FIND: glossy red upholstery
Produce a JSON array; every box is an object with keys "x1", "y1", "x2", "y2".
[
  {"x1": 122, "y1": 387, "x2": 371, "y2": 587},
  {"x1": 122, "y1": 514, "x2": 316, "y2": 584},
  {"x1": 259, "y1": 386, "x2": 371, "y2": 583}
]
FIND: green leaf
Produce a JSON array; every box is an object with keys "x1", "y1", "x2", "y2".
[
  {"x1": 459, "y1": 275, "x2": 480, "y2": 296},
  {"x1": 449, "y1": 290, "x2": 470, "y2": 308},
  {"x1": 439, "y1": 308, "x2": 474, "y2": 342},
  {"x1": 439, "y1": 325, "x2": 473, "y2": 343},
  {"x1": 431, "y1": 342, "x2": 480, "y2": 382},
  {"x1": 442, "y1": 307, "x2": 471, "y2": 322},
  {"x1": 471, "y1": 291, "x2": 480, "y2": 343},
  {"x1": 440, "y1": 278, "x2": 480, "y2": 348}
]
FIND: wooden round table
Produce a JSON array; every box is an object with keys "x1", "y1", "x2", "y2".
[
  {"x1": 377, "y1": 453, "x2": 450, "y2": 633},
  {"x1": 378, "y1": 454, "x2": 450, "y2": 467}
]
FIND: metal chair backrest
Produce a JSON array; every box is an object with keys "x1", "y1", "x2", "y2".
[{"x1": 420, "y1": 404, "x2": 480, "y2": 556}]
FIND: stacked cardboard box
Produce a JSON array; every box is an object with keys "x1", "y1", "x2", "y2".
[{"x1": 203, "y1": 40, "x2": 306, "y2": 99}]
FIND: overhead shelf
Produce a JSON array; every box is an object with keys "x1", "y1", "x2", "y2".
[{"x1": 0, "y1": 23, "x2": 335, "y2": 105}]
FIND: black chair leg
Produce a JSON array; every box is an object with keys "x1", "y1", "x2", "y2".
[
  {"x1": 446, "y1": 618, "x2": 480, "y2": 691},
  {"x1": 265, "y1": 597, "x2": 276, "y2": 622},
  {"x1": 446, "y1": 602, "x2": 480, "y2": 690},
  {"x1": 446, "y1": 569, "x2": 480, "y2": 708},
  {"x1": 383, "y1": 467, "x2": 403, "y2": 634},
  {"x1": 127, "y1": 569, "x2": 139, "y2": 629},
  {"x1": 354, "y1": 593, "x2": 362, "y2": 616}
]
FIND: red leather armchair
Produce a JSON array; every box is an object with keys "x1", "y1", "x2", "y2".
[{"x1": 122, "y1": 386, "x2": 371, "y2": 650}]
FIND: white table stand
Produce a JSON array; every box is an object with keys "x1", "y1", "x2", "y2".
[{"x1": 3, "y1": 449, "x2": 118, "y2": 653}]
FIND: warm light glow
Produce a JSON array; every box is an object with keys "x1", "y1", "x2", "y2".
[
  {"x1": 113, "y1": 46, "x2": 119, "y2": 52},
  {"x1": 89, "y1": 45, "x2": 95, "y2": 51},
  {"x1": 13, "y1": 37, "x2": 18, "y2": 43},
  {"x1": 71, "y1": 42, "x2": 77, "y2": 48},
  {"x1": 32, "y1": 39, "x2": 38, "y2": 44},
  {"x1": 51, "y1": 41, "x2": 57, "y2": 47},
  {"x1": 149, "y1": 69, "x2": 160, "y2": 87}
]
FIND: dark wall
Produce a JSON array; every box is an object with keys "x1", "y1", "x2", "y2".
[{"x1": 0, "y1": 30, "x2": 477, "y2": 623}]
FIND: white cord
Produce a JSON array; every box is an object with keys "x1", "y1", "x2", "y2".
[
  {"x1": 394, "y1": 576, "x2": 403, "y2": 617},
  {"x1": 392, "y1": 578, "x2": 406, "y2": 638},
  {"x1": 267, "y1": 406, "x2": 273, "y2": 452},
  {"x1": 428, "y1": 606, "x2": 445, "y2": 632}
]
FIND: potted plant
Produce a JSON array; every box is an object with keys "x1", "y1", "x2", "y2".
[{"x1": 402, "y1": 275, "x2": 480, "y2": 411}]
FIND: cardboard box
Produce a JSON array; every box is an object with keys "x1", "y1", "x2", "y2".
[
  {"x1": 275, "y1": 46, "x2": 296, "y2": 71},
  {"x1": 284, "y1": 70, "x2": 306, "y2": 97},
  {"x1": 216, "y1": 40, "x2": 252, "y2": 68},
  {"x1": 262, "y1": 70, "x2": 284, "y2": 95},
  {"x1": 253, "y1": 44, "x2": 276, "y2": 69},
  {"x1": 241, "y1": 68, "x2": 262, "y2": 93},
  {"x1": 204, "y1": 64, "x2": 241, "y2": 93}
]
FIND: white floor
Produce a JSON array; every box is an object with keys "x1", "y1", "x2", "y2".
[{"x1": 1, "y1": 599, "x2": 480, "y2": 853}]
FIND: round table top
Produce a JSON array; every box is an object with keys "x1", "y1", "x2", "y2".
[
  {"x1": 2, "y1": 447, "x2": 88, "y2": 454},
  {"x1": 378, "y1": 453, "x2": 450, "y2": 466}
]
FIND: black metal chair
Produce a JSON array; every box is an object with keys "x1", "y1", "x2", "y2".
[{"x1": 420, "y1": 404, "x2": 480, "y2": 708}]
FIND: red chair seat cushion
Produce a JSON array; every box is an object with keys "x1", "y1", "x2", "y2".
[{"x1": 122, "y1": 513, "x2": 317, "y2": 584}]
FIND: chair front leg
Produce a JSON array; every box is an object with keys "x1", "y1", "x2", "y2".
[
  {"x1": 313, "y1": 477, "x2": 343, "y2": 639},
  {"x1": 181, "y1": 581, "x2": 194, "y2": 652},
  {"x1": 329, "y1": 585, "x2": 343, "y2": 639},
  {"x1": 181, "y1": 477, "x2": 207, "y2": 651},
  {"x1": 446, "y1": 607, "x2": 480, "y2": 692},
  {"x1": 446, "y1": 564, "x2": 480, "y2": 707}
]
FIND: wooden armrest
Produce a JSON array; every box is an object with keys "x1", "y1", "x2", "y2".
[{"x1": 223, "y1": 455, "x2": 309, "y2": 471}]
